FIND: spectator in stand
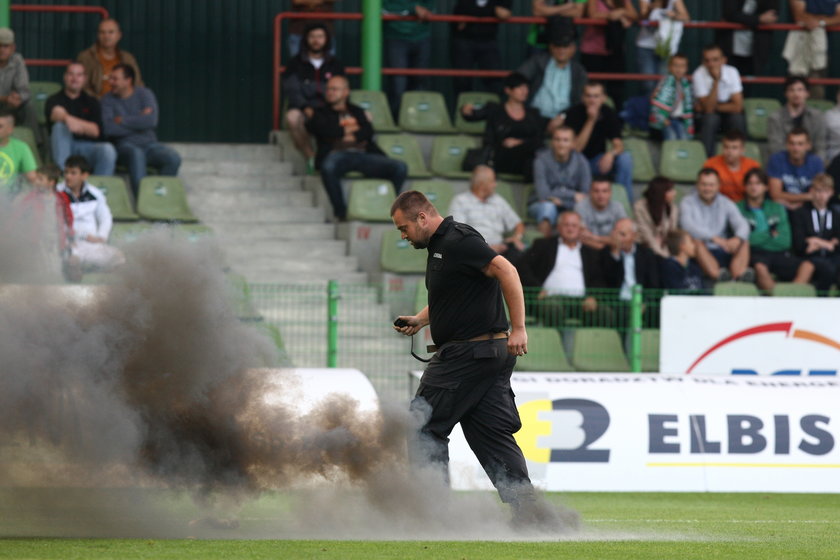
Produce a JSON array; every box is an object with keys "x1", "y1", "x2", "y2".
[
  {"x1": 662, "y1": 229, "x2": 707, "y2": 291},
  {"x1": 57, "y1": 155, "x2": 125, "y2": 273},
  {"x1": 692, "y1": 44, "x2": 747, "y2": 157},
  {"x1": 77, "y1": 19, "x2": 143, "y2": 98},
  {"x1": 680, "y1": 167, "x2": 752, "y2": 281},
  {"x1": 287, "y1": 0, "x2": 339, "y2": 56},
  {"x1": 636, "y1": 0, "x2": 690, "y2": 93},
  {"x1": 451, "y1": 0, "x2": 511, "y2": 96},
  {"x1": 46, "y1": 62, "x2": 116, "y2": 176},
  {"x1": 382, "y1": 0, "x2": 434, "y2": 114},
  {"x1": 306, "y1": 75, "x2": 407, "y2": 221},
  {"x1": 0, "y1": 28, "x2": 40, "y2": 144},
  {"x1": 826, "y1": 90, "x2": 840, "y2": 163},
  {"x1": 527, "y1": 0, "x2": 585, "y2": 53},
  {"x1": 600, "y1": 217, "x2": 662, "y2": 327},
  {"x1": 460, "y1": 72, "x2": 547, "y2": 181},
  {"x1": 283, "y1": 23, "x2": 345, "y2": 174},
  {"x1": 768, "y1": 76, "x2": 826, "y2": 162},
  {"x1": 576, "y1": 175, "x2": 627, "y2": 250},
  {"x1": 517, "y1": 31, "x2": 587, "y2": 123},
  {"x1": 649, "y1": 53, "x2": 694, "y2": 140},
  {"x1": 737, "y1": 168, "x2": 814, "y2": 292},
  {"x1": 515, "y1": 210, "x2": 612, "y2": 327},
  {"x1": 449, "y1": 165, "x2": 525, "y2": 263},
  {"x1": 702, "y1": 129, "x2": 760, "y2": 202},
  {"x1": 767, "y1": 127, "x2": 824, "y2": 210},
  {"x1": 0, "y1": 109, "x2": 36, "y2": 197},
  {"x1": 791, "y1": 173, "x2": 840, "y2": 292},
  {"x1": 634, "y1": 176, "x2": 679, "y2": 258},
  {"x1": 785, "y1": 0, "x2": 840, "y2": 100},
  {"x1": 530, "y1": 125, "x2": 592, "y2": 236},
  {"x1": 101, "y1": 64, "x2": 181, "y2": 197},
  {"x1": 579, "y1": 0, "x2": 637, "y2": 106},
  {"x1": 719, "y1": 1, "x2": 778, "y2": 79},
  {"x1": 565, "y1": 80, "x2": 634, "y2": 204}
]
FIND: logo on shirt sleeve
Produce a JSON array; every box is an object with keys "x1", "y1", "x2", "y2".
[{"x1": 433, "y1": 252, "x2": 443, "y2": 259}]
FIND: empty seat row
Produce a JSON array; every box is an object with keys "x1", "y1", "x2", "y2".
[{"x1": 89, "y1": 175, "x2": 198, "y2": 223}]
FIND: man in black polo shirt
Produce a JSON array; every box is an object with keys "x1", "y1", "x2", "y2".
[
  {"x1": 564, "y1": 80, "x2": 633, "y2": 204},
  {"x1": 391, "y1": 191, "x2": 564, "y2": 528},
  {"x1": 45, "y1": 62, "x2": 116, "y2": 175}
]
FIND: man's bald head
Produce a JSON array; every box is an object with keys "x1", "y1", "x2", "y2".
[
  {"x1": 325, "y1": 75, "x2": 350, "y2": 107},
  {"x1": 470, "y1": 165, "x2": 497, "y2": 201},
  {"x1": 613, "y1": 217, "x2": 638, "y2": 252}
]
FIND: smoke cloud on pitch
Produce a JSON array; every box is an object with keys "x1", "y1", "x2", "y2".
[{"x1": 0, "y1": 209, "x2": 578, "y2": 540}]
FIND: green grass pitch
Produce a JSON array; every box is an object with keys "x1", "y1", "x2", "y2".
[{"x1": 1, "y1": 490, "x2": 838, "y2": 559}]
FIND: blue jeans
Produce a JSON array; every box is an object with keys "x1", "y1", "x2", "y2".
[
  {"x1": 590, "y1": 151, "x2": 634, "y2": 204},
  {"x1": 319, "y1": 151, "x2": 408, "y2": 218},
  {"x1": 637, "y1": 46, "x2": 665, "y2": 94},
  {"x1": 663, "y1": 120, "x2": 691, "y2": 141},
  {"x1": 385, "y1": 37, "x2": 431, "y2": 114},
  {"x1": 528, "y1": 200, "x2": 561, "y2": 226},
  {"x1": 50, "y1": 122, "x2": 117, "y2": 175},
  {"x1": 116, "y1": 141, "x2": 182, "y2": 196}
]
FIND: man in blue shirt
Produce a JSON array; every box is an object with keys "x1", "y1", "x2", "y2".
[{"x1": 767, "y1": 127, "x2": 824, "y2": 211}]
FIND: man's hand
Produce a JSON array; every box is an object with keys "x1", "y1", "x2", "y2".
[
  {"x1": 573, "y1": 192, "x2": 587, "y2": 204},
  {"x1": 303, "y1": 106, "x2": 314, "y2": 119},
  {"x1": 84, "y1": 234, "x2": 106, "y2": 244},
  {"x1": 582, "y1": 296, "x2": 598, "y2": 312},
  {"x1": 51, "y1": 105, "x2": 69, "y2": 122},
  {"x1": 415, "y1": 5, "x2": 432, "y2": 20},
  {"x1": 502, "y1": 137, "x2": 523, "y2": 148},
  {"x1": 549, "y1": 196, "x2": 564, "y2": 207},
  {"x1": 6, "y1": 91, "x2": 21, "y2": 108},
  {"x1": 114, "y1": 115, "x2": 123, "y2": 124},
  {"x1": 393, "y1": 314, "x2": 426, "y2": 336},
  {"x1": 65, "y1": 115, "x2": 86, "y2": 135},
  {"x1": 141, "y1": 107, "x2": 153, "y2": 115},
  {"x1": 507, "y1": 327, "x2": 528, "y2": 357},
  {"x1": 586, "y1": 103, "x2": 600, "y2": 121},
  {"x1": 598, "y1": 152, "x2": 615, "y2": 174},
  {"x1": 759, "y1": 9, "x2": 778, "y2": 24},
  {"x1": 461, "y1": 103, "x2": 474, "y2": 116}
]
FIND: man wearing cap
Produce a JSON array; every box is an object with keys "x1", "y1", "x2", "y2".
[
  {"x1": 0, "y1": 27, "x2": 40, "y2": 145},
  {"x1": 515, "y1": 31, "x2": 587, "y2": 127}
]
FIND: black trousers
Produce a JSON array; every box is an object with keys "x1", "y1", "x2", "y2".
[
  {"x1": 451, "y1": 37, "x2": 503, "y2": 96},
  {"x1": 410, "y1": 337, "x2": 533, "y2": 504}
]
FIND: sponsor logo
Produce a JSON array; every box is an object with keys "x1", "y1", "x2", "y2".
[{"x1": 516, "y1": 398, "x2": 610, "y2": 464}]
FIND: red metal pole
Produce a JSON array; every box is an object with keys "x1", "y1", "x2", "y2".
[{"x1": 11, "y1": 4, "x2": 109, "y2": 19}]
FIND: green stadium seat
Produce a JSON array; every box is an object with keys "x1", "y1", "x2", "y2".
[
  {"x1": 350, "y1": 89, "x2": 399, "y2": 132},
  {"x1": 660, "y1": 140, "x2": 706, "y2": 183},
  {"x1": 807, "y1": 99, "x2": 834, "y2": 112},
  {"x1": 674, "y1": 184, "x2": 693, "y2": 205},
  {"x1": 89, "y1": 175, "x2": 139, "y2": 221},
  {"x1": 398, "y1": 91, "x2": 456, "y2": 133},
  {"x1": 713, "y1": 281, "x2": 760, "y2": 297},
  {"x1": 622, "y1": 137, "x2": 656, "y2": 183},
  {"x1": 430, "y1": 135, "x2": 479, "y2": 178},
  {"x1": 376, "y1": 133, "x2": 432, "y2": 178},
  {"x1": 571, "y1": 328, "x2": 631, "y2": 372},
  {"x1": 611, "y1": 182, "x2": 633, "y2": 218},
  {"x1": 494, "y1": 180, "x2": 519, "y2": 212},
  {"x1": 454, "y1": 91, "x2": 499, "y2": 135},
  {"x1": 226, "y1": 273, "x2": 261, "y2": 320},
  {"x1": 515, "y1": 327, "x2": 572, "y2": 372},
  {"x1": 772, "y1": 282, "x2": 817, "y2": 297},
  {"x1": 412, "y1": 180, "x2": 455, "y2": 214},
  {"x1": 12, "y1": 126, "x2": 42, "y2": 166},
  {"x1": 171, "y1": 223, "x2": 213, "y2": 241},
  {"x1": 744, "y1": 98, "x2": 782, "y2": 140},
  {"x1": 380, "y1": 230, "x2": 427, "y2": 273},
  {"x1": 109, "y1": 222, "x2": 153, "y2": 245},
  {"x1": 715, "y1": 141, "x2": 762, "y2": 164},
  {"x1": 414, "y1": 281, "x2": 428, "y2": 313},
  {"x1": 346, "y1": 179, "x2": 396, "y2": 222},
  {"x1": 30, "y1": 81, "x2": 61, "y2": 125},
  {"x1": 136, "y1": 177, "x2": 198, "y2": 222},
  {"x1": 640, "y1": 329, "x2": 660, "y2": 372}
]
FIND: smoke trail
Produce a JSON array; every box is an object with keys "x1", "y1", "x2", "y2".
[{"x1": 0, "y1": 211, "x2": 578, "y2": 539}]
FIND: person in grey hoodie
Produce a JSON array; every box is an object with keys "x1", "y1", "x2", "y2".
[
  {"x1": 0, "y1": 27, "x2": 41, "y2": 146},
  {"x1": 530, "y1": 125, "x2": 591, "y2": 236},
  {"x1": 679, "y1": 167, "x2": 751, "y2": 281},
  {"x1": 101, "y1": 63, "x2": 180, "y2": 196}
]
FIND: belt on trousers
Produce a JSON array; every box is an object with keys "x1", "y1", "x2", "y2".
[{"x1": 426, "y1": 331, "x2": 509, "y2": 353}]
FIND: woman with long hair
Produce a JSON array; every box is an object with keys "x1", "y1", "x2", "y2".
[{"x1": 634, "y1": 175, "x2": 679, "y2": 257}]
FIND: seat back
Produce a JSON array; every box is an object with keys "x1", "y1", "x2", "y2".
[
  {"x1": 622, "y1": 136, "x2": 656, "y2": 183},
  {"x1": 772, "y1": 282, "x2": 817, "y2": 297},
  {"x1": 376, "y1": 133, "x2": 431, "y2": 178},
  {"x1": 807, "y1": 99, "x2": 834, "y2": 112},
  {"x1": 412, "y1": 180, "x2": 455, "y2": 214},
  {"x1": 494, "y1": 180, "x2": 519, "y2": 212},
  {"x1": 137, "y1": 177, "x2": 198, "y2": 222},
  {"x1": 713, "y1": 281, "x2": 760, "y2": 297},
  {"x1": 715, "y1": 140, "x2": 763, "y2": 164},
  {"x1": 660, "y1": 140, "x2": 706, "y2": 183},
  {"x1": 380, "y1": 230, "x2": 427, "y2": 273},
  {"x1": 414, "y1": 281, "x2": 428, "y2": 313},
  {"x1": 611, "y1": 182, "x2": 633, "y2": 218},
  {"x1": 430, "y1": 135, "x2": 479, "y2": 178},
  {"x1": 12, "y1": 126, "x2": 42, "y2": 166},
  {"x1": 30, "y1": 81, "x2": 61, "y2": 125},
  {"x1": 453, "y1": 91, "x2": 499, "y2": 135},
  {"x1": 743, "y1": 98, "x2": 782, "y2": 140},
  {"x1": 89, "y1": 175, "x2": 139, "y2": 221},
  {"x1": 350, "y1": 89, "x2": 399, "y2": 132},
  {"x1": 346, "y1": 179, "x2": 396, "y2": 222},
  {"x1": 640, "y1": 328, "x2": 660, "y2": 372},
  {"x1": 515, "y1": 327, "x2": 573, "y2": 372},
  {"x1": 571, "y1": 328, "x2": 631, "y2": 372},
  {"x1": 398, "y1": 91, "x2": 455, "y2": 133}
]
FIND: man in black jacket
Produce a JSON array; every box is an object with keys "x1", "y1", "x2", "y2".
[
  {"x1": 516, "y1": 210, "x2": 612, "y2": 327},
  {"x1": 283, "y1": 23, "x2": 345, "y2": 173},
  {"x1": 305, "y1": 75, "x2": 407, "y2": 220},
  {"x1": 718, "y1": 0, "x2": 778, "y2": 79}
]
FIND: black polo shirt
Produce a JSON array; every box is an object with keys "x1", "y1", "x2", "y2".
[
  {"x1": 564, "y1": 103, "x2": 624, "y2": 160},
  {"x1": 44, "y1": 89, "x2": 104, "y2": 141},
  {"x1": 426, "y1": 217, "x2": 509, "y2": 346}
]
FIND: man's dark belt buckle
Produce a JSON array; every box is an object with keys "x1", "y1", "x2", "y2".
[{"x1": 426, "y1": 331, "x2": 509, "y2": 353}]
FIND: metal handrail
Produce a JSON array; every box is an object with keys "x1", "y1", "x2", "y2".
[{"x1": 12, "y1": 4, "x2": 109, "y2": 68}]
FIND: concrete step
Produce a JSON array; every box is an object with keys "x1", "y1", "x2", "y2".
[
  {"x1": 229, "y1": 255, "x2": 358, "y2": 272},
  {"x1": 181, "y1": 175, "x2": 302, "y2": 191},
  {"x1": 208, "y1": 222, "x2": 338, "y2": 241},
  {"x1": 179, "y1": 160, "x2": 294, "y2": 177},
  {"x1": 189, "y1": 190, "x2": 314, "y2": 209},
  {"x1": 240, "y1": 270, "x2": 368, "y2": 284},
  {"x1": 218, "y1": 239, "x2": 347, "y2": 260},
  {"x1": 193, "y1": 206, "x2": 325, "y2": 223},
  {"x1": 170, "y1": 142, "x2": 281, "y2": 162}
]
